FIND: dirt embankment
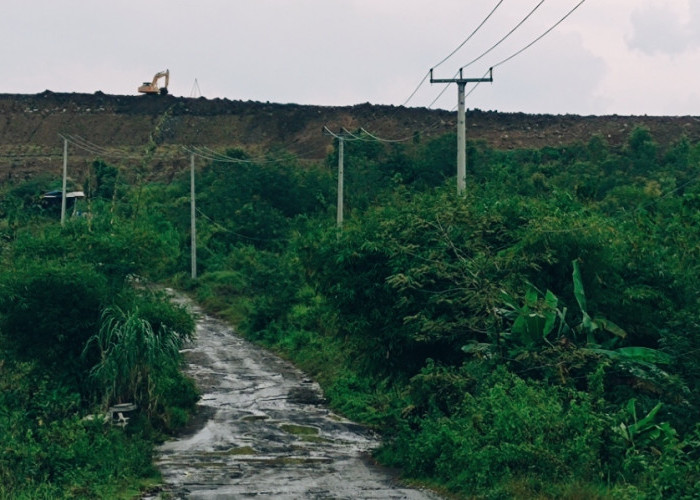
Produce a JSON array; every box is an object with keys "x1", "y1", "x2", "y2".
[{"x1": 2, "y1": 91, "x2": 699, "y2": 184}]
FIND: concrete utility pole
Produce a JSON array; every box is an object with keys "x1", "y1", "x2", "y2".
[
  {"x1": 61, "y1": 137, "x2": 68, "y2": 226},
  {"x1": 190, "y1": 153, "x2": 197, "y2": 279},
  {"x1": 323, "y1": 127, "x2": 356, "y2": 228},
  {"x1": 336, "y1": 136, "x2": 344, "y2": 228},
  {"x1": 430, "y1": 68, "x2": 493, "y2": 195}
]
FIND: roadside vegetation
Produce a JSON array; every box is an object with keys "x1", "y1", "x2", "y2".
[
  {"x1": 2, "y1": 126, "x2": 700, "y2": 498},
  {"x1": 0, "y1": 183, "x2": 198, "y2": 498}
]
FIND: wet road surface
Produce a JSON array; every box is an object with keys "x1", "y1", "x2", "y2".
[{"x1": 151, "y1": 293, "x2": 441, "y2": 499}]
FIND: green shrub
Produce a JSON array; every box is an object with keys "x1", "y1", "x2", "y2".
[
  {"x1": 379, "y1": 366, "x2": 606, "y2": 496},
  {"x1": 0, "y1": 359, "x2": 157, "y2": 497},
  {"x1": 0, "y1": 260, "x2": 108, "y2": 371}
]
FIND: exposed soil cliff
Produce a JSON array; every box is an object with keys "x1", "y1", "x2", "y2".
[{"x1": 2, "y1": 91, "x2": 699, "y2": 184}]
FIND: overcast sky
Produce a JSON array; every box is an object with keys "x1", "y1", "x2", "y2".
[{"x1": 1, "y1": 0, "x2": 698, "y2": 116}]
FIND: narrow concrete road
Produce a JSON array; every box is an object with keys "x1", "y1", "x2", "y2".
[{"x1": 152, "y1": 293, "x2": 441, "y2": 499}]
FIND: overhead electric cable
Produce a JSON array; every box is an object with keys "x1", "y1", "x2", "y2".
[
  {"x1": 188, "y1": 146, "x2": 258, "y2": 163},
  {"x1": 427, "y1": 72, "x2": 459, "y2": 109},
  {"x1": 402, "y1": 0, "x2": 505, "y2": 108},
  {"x1": 322, "y1": 126, "x2": 363, "y2": 142},
  {"x1": 459, "y1": 0, "x2": 545, "y2": 71},
  {"x1": 334, "y1": 127, "x2": 401, "y2": 144},
  {"x1": 464, "y1": 68, "x2": 494, "y2": 101},
  {"x1": 358, "y1": 127, "x2": 410, "y2": 143},
  {"x1": 63, "y1": 134, "x2": 116, "y2": 156},
  {"x1": 183, "y1": 146, "x2": 243, "y2": 163},
  {"x1": 490, "y1": 0, "x2": 587, "y2": 70},
  {"x1": 60, "y1": 133, "x2": 143, "y2": 160},
  {"x1": 402, "y1": 72, "x2": 432, "y2": 108},
  {"x1": 433, "y1": 0, "x2": 506, "y2": 71},
  {"x1": 0, "y1": 153, "x2": 62, "y2": 159},
  {"x1": 60, "y1": 134, "x2": 110, "y2": 157},
  {"x1": 194, "y1": 145, "x2": 303, "y2": 164},
  {"x1": 334, "y1": 126, "x2": 418, "y2": 145},
  {"x1": 463, "y1": 0, "x2": 588, "y2": 101},
  {"x1": 184, "y1": 145, "x2": 324, "y2": 166}
]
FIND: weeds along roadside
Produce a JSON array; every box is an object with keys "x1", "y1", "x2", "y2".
[
  {"x1": 183, "y1": 129, "x2": 700, "y2": 498},
  {"x1": 2, "y1": 127, "x2": 700, "y2": 497},
  {"x1": 0, "y1": 199, "x2": 199, "y2": 498}
]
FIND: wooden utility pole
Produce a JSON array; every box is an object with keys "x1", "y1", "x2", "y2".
[
  {"x1": 190, "y1": 153, "x2": 197, "y2": 279},
  {"x1": 430, "y1": 68, "x2": 493, "y2": 195},
  {"x1": 61, "y1": 138, "x2": 68, "y2": 226}
]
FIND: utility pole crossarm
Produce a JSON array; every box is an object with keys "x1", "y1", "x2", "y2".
[{"x1": 429, "y1": 67, "x2": 493, "y2": 84}]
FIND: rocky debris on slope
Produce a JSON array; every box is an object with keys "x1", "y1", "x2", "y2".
[{"x1": 1, "y1": 91, "x2": 699, "y2": 184}]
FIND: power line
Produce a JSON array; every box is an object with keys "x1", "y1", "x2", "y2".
[
  {"x1": 402, "y1": 71, "x2": 432, "y2": 108},
  {"x1": 402, "y1": 0, "x2": 505, "y2": 108},
  {"x1": 60, "y1": 134, "x2": 112, "y2": 157},
  {"x1": 322, "y1": 126, "x2": 364, "y2": 142},
  {"x1": 184, "y1": 146, "x2": 254, "y2": 163},
  {"x1": 183, "y1": 145, "x2": 315, "y2": 166},
  {"x1": 58, "y1": 133, "x2": 329, "y2": 171},
  {"x1": 433, "y1": 0, "x2": 506, "y2": 71},
  {"x1": 490, "y1": 0, "x2": 587, "y2": 70},
  {"x1": 358, "y1": 127, "x2": 411, "y2": 143},
  {"x1": 428, "y1": 72, "x2": 459, "y2": 109},
  {"x1": 464, "y1": 68, "x2": 493, "y2": 101},
  {"x1": 335, "y1": 127, "x2": 411, "y2": 144},
  {"x1": 0, "y1": 153, "x2": 62, "y2": 159},
  {"x1": 463, "y1": 0, "x2": 588, "y2": 101},
  {"x1": 60, "y1": 134, "x2": 144, "y2": 160},
  {"x1": 459, "y1": 0, "x2": 546, "y2": 71},
  {"x1": 321, "y1": 108, "x2": 452, "y2": 145}
]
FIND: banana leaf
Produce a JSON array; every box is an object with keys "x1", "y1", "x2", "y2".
[
  {"x1": 572, "y1": 260, "x2": 588, "y2": 314},
  {"x1": 587, "y1": 346, "x2": 672, "y2": 365}
]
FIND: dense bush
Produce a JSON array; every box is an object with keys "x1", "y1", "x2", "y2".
[
  {"x1": 186, "y1": 128, "x2": 700, "y2": 498},
  {"x1": 0, "y1": 207, "x2": 198, "y2": 496},
  {"x1": 0, "y1": 357, "x2": 159, "y2": 498},
  {"x1": 378, "y1": 366, "x2": 607, "y2": 496},
  {"x1": 3, "y1": 126, "x2": 700, "y2": 498},
  {"x1": 0, "y1": 260, "x2": 108, "y2": 372}
]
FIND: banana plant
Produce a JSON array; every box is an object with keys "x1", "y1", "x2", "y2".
[
  {"x1": 468, "y1": 260, "x2": 671, "y2": 369},
  {"x1": 496, "y1": 285, "x2": 566, "y2": 350},
  {"x1": 615, "y1": 398, "x2": 677, "y2": 451},
  {"x1": 571, "y1": 259, "x2": 627, "y2": 347},
  {"x1": 572, "y1": 260, "x2": 672, "y2": 366}
]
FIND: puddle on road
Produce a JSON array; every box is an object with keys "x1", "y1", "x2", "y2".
[
  {"x1": 279, "y1": 423, "x2": 320, "y2": 436},
  {"x1": 148, "y1": 292, "x2": 441, "y2": 499}
]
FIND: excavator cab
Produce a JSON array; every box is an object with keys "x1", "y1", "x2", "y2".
[{"x1": 138, "y1": 69, "x2": 169, "y2": 95}]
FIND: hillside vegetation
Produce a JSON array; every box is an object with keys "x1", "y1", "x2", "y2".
[
  {"x1": 1, "y1": 93, "x2": 700, "y2": 498},
  {"x1": 184, "y1": 128, "x2": 700, "y2": 498}
]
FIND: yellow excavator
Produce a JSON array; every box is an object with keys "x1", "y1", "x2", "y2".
[{"x1": 138, "y1": 69, "x2": 169, "y2": 95}]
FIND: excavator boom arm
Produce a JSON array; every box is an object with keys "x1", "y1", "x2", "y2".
[
  {"x1": 138, "y1": 69, "x2": 169, "y2": 95},
  {"x1": 151, "y1": 70, "x2": 169, "y2": 87}
]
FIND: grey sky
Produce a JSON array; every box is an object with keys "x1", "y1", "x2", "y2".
[{"x1": 1, "y1": 0, "x2": 698, "y2": 116}]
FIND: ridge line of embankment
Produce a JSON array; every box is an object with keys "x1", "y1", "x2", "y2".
[{"x1": 2, "y1": 91, "x2": 699, "y2": 183}]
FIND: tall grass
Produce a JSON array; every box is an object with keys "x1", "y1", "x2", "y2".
[{"x1": 85, "y1": 305, "x2": 187, "y2": 415}]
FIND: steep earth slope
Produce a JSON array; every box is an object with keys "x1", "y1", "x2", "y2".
[{"x1": 2, "y1": 91, "x2": 699, "y2": 184}]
